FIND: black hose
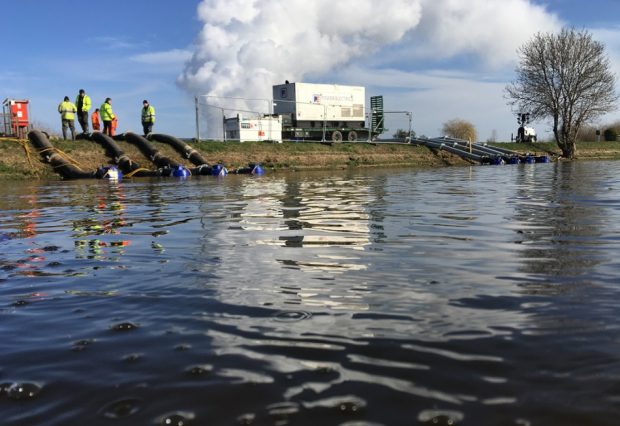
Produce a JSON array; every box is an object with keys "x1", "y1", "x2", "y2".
[
  {"x1": 149, "y1": 133, "x2": 209, "y2": 166},
  {"x1": 423, "y1": 139, "x2": 486, "y2": 163},
  {"x1": 28, "y1": 130, "x2": 96, "y2": 179},
  {"x1": 122, "y1": 132, "x2": 181, "y2": 168},
  {"x1": 90, "y1": 132, "x2": 149, "y2": 175}
]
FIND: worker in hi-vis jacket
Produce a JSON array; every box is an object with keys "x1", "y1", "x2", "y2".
[
  {"x1": 100, "y1": 98, "x2": 115, "y2": 137},
  {"x1": 75, "y1": 89, "x2": 91, "y2": 134},
  {"x1": 141, "y1": 100, "x2": 155, "y2": 136},
  {"x1": 58, "y1": 96, "x2": 77, "y2": 140}
]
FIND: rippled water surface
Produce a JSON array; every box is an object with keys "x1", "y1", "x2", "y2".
[{"x1": 2, "y1": 161, "x2": 620, "y2": 425}]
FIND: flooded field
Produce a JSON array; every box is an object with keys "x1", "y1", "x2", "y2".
[{"x1": 1, "y1": 161, "x2": 620, "y2": 425}]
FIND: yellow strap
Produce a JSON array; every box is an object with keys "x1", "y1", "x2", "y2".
[{"x1": 124, "y1": 167, "x2": 151, "y2": 178}]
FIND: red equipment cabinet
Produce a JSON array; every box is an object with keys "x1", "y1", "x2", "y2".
[{"x1": 2, "y1": 98, "x2": 30, "y2": 138}]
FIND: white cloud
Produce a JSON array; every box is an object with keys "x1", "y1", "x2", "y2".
[{"x1": 402, "y1": 0, "x2": 561, "y2": 68}]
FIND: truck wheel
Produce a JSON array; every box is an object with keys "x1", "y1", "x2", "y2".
[
  {"x1": 347, "y1": 131, "x2": 358, "y2": 142},
  {"x1": 331, "y1": 131, "x2": 343, "y2": 143}
]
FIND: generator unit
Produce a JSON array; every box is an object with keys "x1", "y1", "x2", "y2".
[{"x1": 272, "y1": 82, "x2": 383, "y2": 142}]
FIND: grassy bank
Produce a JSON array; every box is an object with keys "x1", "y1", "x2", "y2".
[{"x1": 1, "y1": 135, "x2": 620, "y2": 180}]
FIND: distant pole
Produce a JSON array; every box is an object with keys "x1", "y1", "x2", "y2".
[
  {"x1": 407, "y1": 112, "x2": 412, "y2": 143},
  {"x1": 322, "y1": 104, "x2": 327, "y2": 142},
  {"x1": 222, "y1": 109, "x2": 226, "y2": 142},
  {"x1": 194, "y1": 96, "x2": 200, "y2": 142}
]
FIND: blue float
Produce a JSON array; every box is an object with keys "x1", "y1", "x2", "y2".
[
  {"x1": 251, "y1": 164, "x2": 265, "y2": 175},
  {"x1": 211, "y1": 164, "x2": 228, "y2": 176},
  {"x1": 492, "y1": 156, "x2": 505, "y2": 165},
  {"x1": 172, "y1": 165, "x2": 190, "y2": 177}
]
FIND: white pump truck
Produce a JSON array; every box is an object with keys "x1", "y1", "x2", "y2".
[
  {"x1": 272, "y1": 82, "x2": 385, "y2": 142},
  {"x1": 516, "y1": 112, "x2": 537, "y2": 143},
  {"x1": 224, "y1": 82, "x2": 387, "y2": 143}
]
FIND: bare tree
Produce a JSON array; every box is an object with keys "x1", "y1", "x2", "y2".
[
  {"x1": 442, "y1": 118, "x2": 478, "y2": 141},
  {"x1": 506, "y1": 28, "x2": 618, "y2": 158}
]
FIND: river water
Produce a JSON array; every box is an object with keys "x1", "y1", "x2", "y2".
[{"x1": 1, "y1": 161, "x2": 620, "y2": 425}]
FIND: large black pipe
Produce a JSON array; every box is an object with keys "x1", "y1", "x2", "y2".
[
  {"x1": 441, "y1": 138, "x2": 550, "y2": 163},
  {"x1": 436, "y1": 137, "x2": 522, "y2": 157},
  {"x1": 89, "y1": 132, "x2": 158, "y2": 175},
  {"x1": 423, "y1": 139, "x2": 487, "y2": 163},
  {"x1": 28, "y1": 130, "x2": 95, "y2": 179},
  {"x1": 149, "y1": 133, "x2": 209, "y2": 166},
  {"x1": 431, "y1": 139, "x2": 500, "y2": 158},
  {"x1": 95, "y1": 133, "x2": 215, "y2": 176},
  {"x1": 120, "y1": 132, "x2": 182, "y2": 168}
]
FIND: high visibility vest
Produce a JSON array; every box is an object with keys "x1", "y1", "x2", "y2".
[
  {"x1": 100, "y1": 102, "x2": 115, "y2": 121},
  {"x1": 75, "y1": 94, "x2": 92, "y2": 112},
  {"x1": 58, "y1": 101, "x2": 77, "y2": 120},
  {"x1": 141, "y1": 105, "x2": 155, "y2": 123},
  {"x1": 92, "y1": 111, "x2": 100, "y2": 130}
]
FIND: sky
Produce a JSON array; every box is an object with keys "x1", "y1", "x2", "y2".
[{"x1": 2, "y1": 0, "x2": 620, "y2": 141}]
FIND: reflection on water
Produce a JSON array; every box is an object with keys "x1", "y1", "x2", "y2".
[
  {"x1": 1, "y1": 163, "x2": 620, "y2": 425},
  {"x1": 513, "y1": 162, "x2": 611, "y2": 281}
]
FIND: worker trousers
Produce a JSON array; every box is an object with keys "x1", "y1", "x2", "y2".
[
  {"x1": 142, "y1": 121, "x2": 153, "y2": 136},
  {"x1": 62, "y1": 119, "x2": 76, "y2": 140},
  {"x1": 103, "y1": 120, "x2": 113, "y2": 136},
  {"x1": 77, "y1": 111, "x2": 89, "y2": 133}
]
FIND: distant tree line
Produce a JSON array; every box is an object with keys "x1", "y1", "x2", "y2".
[{"x1": 578, "y1": 122, "x2": 620, "y2": 142}]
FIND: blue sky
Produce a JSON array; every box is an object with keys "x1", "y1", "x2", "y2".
[{"x1": 3, "y1": 0, "x2": 620, "y2": 140}]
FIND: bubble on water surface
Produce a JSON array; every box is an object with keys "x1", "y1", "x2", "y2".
[
  {"x1": 174, "y1": 344, "x2": 192, "y2": 351},
  {"x1": 100, "y1": 397, "x2": 144, "y2": 419},
  {"x1": 186, "y1": 365, "x2": 212, "y2": 377},
  {"x1": 112, "y1": 322, "x2": 139, "y2": 331},
  {"x1": 417, "y1": 409, "x2": 464, "y2": 425},
  {"x1": 71, "y1": 338, "x2": 95, "y2": 352},
  {"x1": 272, "y1": 310, "x2": 312, "y2": 322},
  {"x1": 303, "y1": 396, "x2": 366, "y2": 416},
  {"x1": 122, "y1": 353, "x2": 144, "y2": 363},
  {"x1": 156, "y1": 411, "x2": 195, "y2": 425},
  {"x1": 6, "y1": 382, "x2": 42, "y2": 400}
]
